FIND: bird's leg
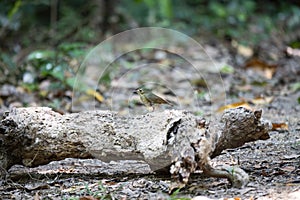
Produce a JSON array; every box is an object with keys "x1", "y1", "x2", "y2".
[{"x1": 152, "y1": 105, "x2": 156, "y2": 111}]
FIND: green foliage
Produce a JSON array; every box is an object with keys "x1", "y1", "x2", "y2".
[
  {"x1": 8, "y1": 0, "x2": 22, "y2": 19},
  {"x1": 289, "y1": 40, "x2": 300, "y2": 49},
  {"x1": 1, "y1": 0, "x2": 300, "y2": 48},
  {"x1": 0, "y1": 0, "x2": 98, "y2": 48},
  {"x1": 122, "y1": 0, "x2": 173, "y2": 26},
  {"x1": 169, "y1": 188, "x2": 191, "y2": 200},
  {"x1": 282, "y1": 5, "x2": 300, "y2": 28},
  {"x1": 291, "y1": 82, "x2": 300, "y2": 92},
  {"x1": 1, "y1": 53, "x2": 18, "y2": 71},
  {"x1": 205, "y1": 0, "x2": 256, "y2": 39},
  {"x1": 0, "y1": 52, "x2": 23, "y2": 84},
  {"x1": 58, "y1": 42, "x2": 87, "y2": 58},
  {"x1": 26, "y1": 42, "x2": 87, "y2": 91},
  {"x1": 220, "y1": 64, "x2": 234, "y2": 74},
  {"x1": 121, "y1": 0, "x2": 300, "y2": 45},
  {"x1": 290, "y1": 82, "x2": 300, "y2": 104}
]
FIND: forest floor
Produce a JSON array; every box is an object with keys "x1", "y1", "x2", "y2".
[{"x1": 0, "y1": 35, "x2": 299, "y2": 199}]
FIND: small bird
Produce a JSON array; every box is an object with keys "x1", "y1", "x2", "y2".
[{"x1": 134, "y1": 87, "x2": 172, "y2": 110}]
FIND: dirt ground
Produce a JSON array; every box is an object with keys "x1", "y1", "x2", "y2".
[{"x1": 0, "y1": 37, "x2": 299, "y2": 199}]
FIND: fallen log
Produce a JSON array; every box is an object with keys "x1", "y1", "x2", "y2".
[{"x1": 0, "y1": 107, "x2": 271, "y2": 188}]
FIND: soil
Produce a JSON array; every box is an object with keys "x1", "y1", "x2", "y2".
[{"x1": 0, "y1": 37, "x2": 299, "y2": 199}]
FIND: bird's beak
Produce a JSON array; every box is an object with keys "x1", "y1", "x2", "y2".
[{"x1": 133, "y1": 87, "x2": 141, "y2": 94}]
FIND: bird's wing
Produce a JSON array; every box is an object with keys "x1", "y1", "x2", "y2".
[{"x1": 149, "y1": 93, "x2": 172, "y2": 105}]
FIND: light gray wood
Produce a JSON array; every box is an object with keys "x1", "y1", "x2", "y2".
[{"x1": 0, "y1": 107, "x2": 271, "y2": 187}]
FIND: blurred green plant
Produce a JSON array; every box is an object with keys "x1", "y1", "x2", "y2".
[
  {"x1": 120, "y1": 0, "x2": 300, "y2": 46},
  {"x1": 0, "y1": 0, "x2": 98, "y2": 47},
  {"x1": 291, "y1": 82, "x2": 300, "y2": 92},
  {"x1": 26, "y1": 42, "x2": 87, "y2": 91},
  {"x1": 120, "y1": 0, "x2": 173, "y2": 26},
  {"x1": 1, "y1": 0, "x2": 300, "y2": 49},
  {"x1": 220, "y1": 64, "x2": 234, "y2": 74},
  {"x1": 169, "y1": 188, "x2": 191, "y2": 200},
  {"x1": 290, "y1": 82, "x2": 300, "y2": 104},
  {"x1": 0, "y1": 52, "x2": 23, "y2": 84}
]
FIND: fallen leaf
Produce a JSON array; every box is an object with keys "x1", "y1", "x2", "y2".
[
  {"x1": 271, "y1": 122, "x2": 288, "y2": 131},
  {"x1": 244, "y1": 58, "x2": 277, "y2": 79},
  {"x1": 86, "y1": 89, "x2": 104, "y2": 102},
  {"x1": 79, "y1": 196, "x2": 98, "y2": 200},
  {"x1": 223, "y1": 198, "x2": 242, "y2": 200},
  {"x1": 286, "y1": 46, "x2": 300, "y2": 57},
  {"x1": 290, "y1": 82, "x2": 300, "y2": 92},
  {"x1": 232, "y1": 40, "x2": 253, "y2": 57},
  {"x1": 261, "y1": 169, "x2": 269, "y2": 177},
  {"x1": 236, "y1": 84, "x2": 252, "y2": 92},
  {"x1": 250, "y1": 96, "x2": 274, "y2": 105},
  {"x1": 217, "y1": 102, "x2": 252, "y2": 112},
  {"x1": 191, "y1": 78, "x2": 207, "y2": 87}
]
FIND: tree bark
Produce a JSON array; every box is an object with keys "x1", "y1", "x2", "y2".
[{"x1": 0, "y1": 107, "x2": 271, "y2": 187}]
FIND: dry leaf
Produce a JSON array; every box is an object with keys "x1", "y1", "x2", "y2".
[
  {"x1": 236, "y1": 84, "x2": 252, "y2": 92},
  {"x1": 191, "y1": 78, "x2": 207, "y2": 87},
  {"x1": 271, "y1": 122, "x2": 288, "y2": 131},
  {"x1": 223, "y1": 198, "x2": 242, "y2": 200},
  {"x1": 250, "y1": 96, "x2": 274, "y2": 105},
  {"x1": 86, "y1": 89, "x2": 104, "y2": 102},
  {"x1": 244, "y1": 58, "x2": 277, "y2": 79},
  {"x1": 217, "y1": 101, "x2": 252, "y2": 112},
  {"x1": 232, "y1": 40, "x2": 253, "y2": 57},
  {"x1": 79, "y1": 196, "x2": 98, "y2": 200},
  {"x1": 286, "y1": 46, "x2": 300, "y2": 57}
]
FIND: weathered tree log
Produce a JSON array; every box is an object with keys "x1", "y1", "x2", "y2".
[
  {"x1": 0, "y1": 107, "x2": 271, "y2": 188},
  {"x1": 8, "y1": 158, "x2": 153, "y2": 181}
]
